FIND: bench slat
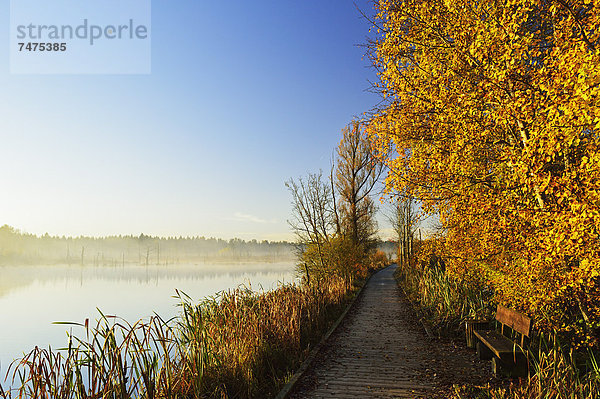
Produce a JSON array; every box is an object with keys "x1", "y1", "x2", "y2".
[
  {"x1": 473, "y1": 330, "x2": 524, "y2": 359},
  {"x1": 496, "y1": 305, "x2": 531, "y2": 337}
]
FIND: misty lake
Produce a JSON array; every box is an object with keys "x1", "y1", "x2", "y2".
[{"x1": 0, "y1": 262, "x2": 296, "y2": 377}]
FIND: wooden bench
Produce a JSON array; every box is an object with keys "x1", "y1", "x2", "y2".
[{"x1": 473, "y1": 305, "x2": 531, "y2": 377}]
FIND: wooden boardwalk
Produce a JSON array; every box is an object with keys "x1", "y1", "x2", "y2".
[{"x1": 289, "y1": 264, "x2": 491, "y2": 398}]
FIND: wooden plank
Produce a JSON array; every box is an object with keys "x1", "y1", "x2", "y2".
[
  {"x1": 473, "y1": 330, "x2": 523, "y2": 359},
  {"x1": 495, "y1": 305, "x2": 531, "y2": 336}
]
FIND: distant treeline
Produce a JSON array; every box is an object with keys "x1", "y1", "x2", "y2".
[
  {"x1": 0, "y1": 225, "x2": 296, "y2": 266},
  {"x1": 0, "y1": 225, "x2": 398, "y2": 267}
]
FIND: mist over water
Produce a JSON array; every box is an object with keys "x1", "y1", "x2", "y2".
[{"x1": 0, "y1": 262, "x2": 296, "y2": 377}]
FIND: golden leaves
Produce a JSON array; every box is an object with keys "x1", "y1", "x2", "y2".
[{"x1": 367, "y1": 0, "x2": 600, "y2": 346}]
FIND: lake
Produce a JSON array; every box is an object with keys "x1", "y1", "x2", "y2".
[{"x1": 0, "y1": 262, "x2": 296, "y2": 377}]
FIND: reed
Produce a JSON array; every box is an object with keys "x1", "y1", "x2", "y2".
[
  {"x1": 395, "y1": 261, "x2": 493, "y2": 334},
  {"x1": 0, "y1": 277, "x2": 354, "y2": 398}
]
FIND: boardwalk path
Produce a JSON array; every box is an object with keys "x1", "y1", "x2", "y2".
[{"x1": 289, "y1": 264, "x2": 491, "y2": 398}]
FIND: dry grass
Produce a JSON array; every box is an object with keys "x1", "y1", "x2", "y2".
[
  {"x1": 395, "y1": 262, "x2": 493, "y2": 334},
  {"x1": 0, "y1": 278, "x2": 354, "y2": 398}
]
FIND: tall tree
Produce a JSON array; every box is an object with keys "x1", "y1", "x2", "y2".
[
  {"x1": 335, "y1": 120, "x2": 384, "y2": 250},
  {"x1": 389, "y1": 195, "x2": 418, "y2": 267}
]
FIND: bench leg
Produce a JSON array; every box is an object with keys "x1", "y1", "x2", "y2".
[
  {"x1": 491, "y1": 357, "x2": 506, "y2": 376},
  {"x1": 476, "y1": 341, "x2": 493, "y2": 360},
  {"x1": 493, "y1": 355, "x2": 529, "y2": 378}
]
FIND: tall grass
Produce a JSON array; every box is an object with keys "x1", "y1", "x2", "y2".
[
  {"x1": 519, "y1": 334, "x2": 600, "y2": 399},
  {"x1": 0, "y1": 278, "x2": 354, "y2": 398},
  {"x1": 395, "y1": 261, "x2": 493, "y2": 334}
]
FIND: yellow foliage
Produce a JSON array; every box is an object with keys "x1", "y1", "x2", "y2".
[{"x1": 367, "y1": 0, "x2": 600, "y2": 347}]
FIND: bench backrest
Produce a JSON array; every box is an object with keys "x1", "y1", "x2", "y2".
[{"x1": 495, "y1": 305, "x2": 531, "y2": 346}]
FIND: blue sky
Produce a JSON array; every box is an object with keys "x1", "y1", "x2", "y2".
[{"x1": 0, "y1": 1, "x2": 388, "y2": 241}]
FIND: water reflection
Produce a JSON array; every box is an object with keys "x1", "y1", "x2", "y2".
[{"x1": 0, "y1": 262, "x2": 296, "y2": 375}]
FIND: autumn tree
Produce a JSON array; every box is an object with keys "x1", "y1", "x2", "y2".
[
  {"x1": 287, "y1": 121, "x2": 386, "y2": 284},
  {"x1": 286, "y1": 172, "x2": 336, "y2": 282},
  {"x1": 389, "y1": 195, "x2": 419, "y2": 267},
  {"x1": 335, "y1": 120, "x2": 384, "y2": 251},
  {"x1": 366, "y1": 0, "x2": 600, "y2": 346}
]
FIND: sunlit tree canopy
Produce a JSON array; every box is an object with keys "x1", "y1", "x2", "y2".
[{"x1": 366, "y1": 0, "x2": 600, "y2": 347}]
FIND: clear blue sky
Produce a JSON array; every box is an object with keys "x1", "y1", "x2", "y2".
[{"x1": 0, "y1": 1, "x2": 387, "y2": 241}]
